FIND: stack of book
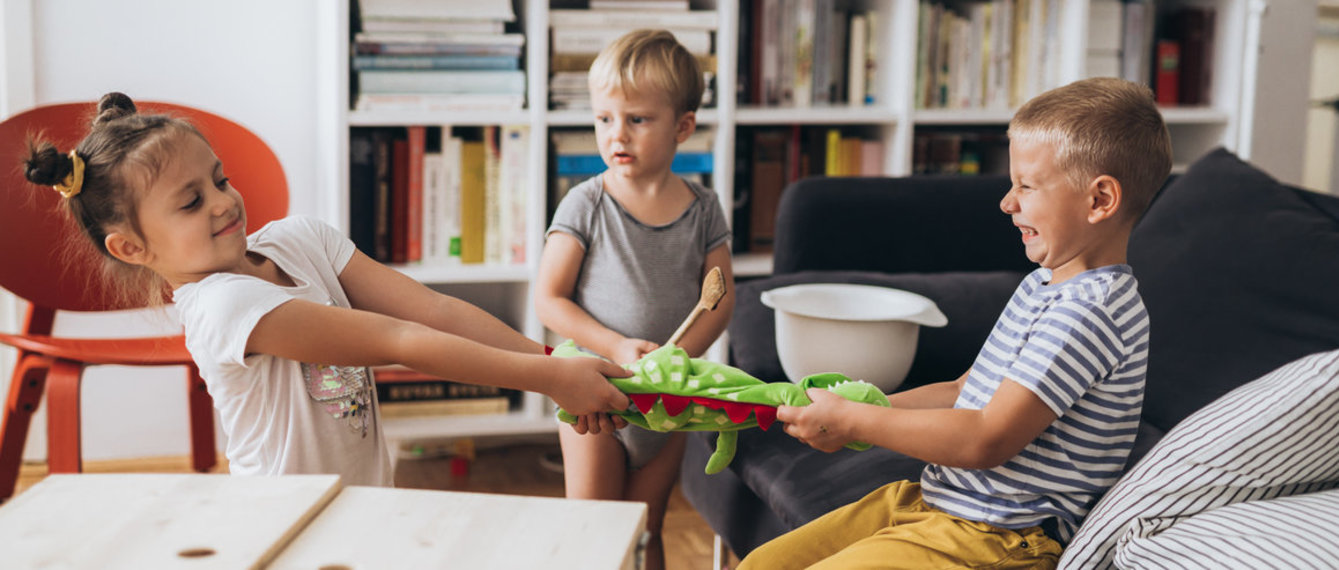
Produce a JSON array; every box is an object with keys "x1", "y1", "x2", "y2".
[
  {"x1": 548, "y1": 128, "x2": 713, "y2": 222},
  {"x1": 910, "y1": 129, "x2": 1009, "y2": 176},
  {"x1": 913, "y1": 0, "x2": 1063, "y2": 111},
  {"x1": 352, "y1": 0, "x2": 526, "y2": 113},
  {"x1": 374, "y1": 366, "x2": 519, "y2": 419},
  {"x1": 548, "y1": 5, "x2": 718, "y2": 110},
  {"x1": 730, "y1": 126, "x2": 881, "y2": 254},
  {"x1": 350, "y1": 125, "x2": 530, "y2": 266},
  {"x1": 738, "y1": 1, "x2": 877, "y2": 107}
]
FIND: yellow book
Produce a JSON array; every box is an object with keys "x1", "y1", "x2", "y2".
[
  {"x1": 459, "y1": 140, "x2": 486, "y2": 264},
  {"x1": 825, "y1": 129, "x2": 842, "y2": 177}
]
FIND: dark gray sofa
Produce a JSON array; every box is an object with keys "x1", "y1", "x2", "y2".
[{"x1": 681, "y1": 148, "x2": 1339, "y2": 558}]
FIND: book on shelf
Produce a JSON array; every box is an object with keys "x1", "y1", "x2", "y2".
[
  {"x1": 1155, "y1": 39, "x2": 1180, "y2": 105},
  {"x1": 499, "y1": 125, "x2": 530, "y2": 265},
  {"x1": 459, "y1": 139, "x2": 487, "y2": 264},
  {"x1": 554, "y1": 153, "x2": 713, "y2": 177},
  {"x1": 390, "y1": 137, "x2": 409, "y2": 264},
  {"x1": 550, "y1": 27, "x2": 713, "y2": 56},
  {"x1": 1120, "y1": 0, "x2": 1155, "y2": 85},
  {"x1": 354, "y1": 40, "x2": 523, "y2": 56},
  {"x1": 353, "y1": 31, "x2": 526, "y2": 47},
  {"x1": 915, "y1": 0, "x2": 1064, "y2": 110},
  {"x1": 588, "y1": 0, "x2": 690, "y2": 10},
  {"x1": 348, "y1": 129, "x2": 378, "y2": 257},
  {"x1": 745, "y1": 1, "x2": 873, "y2": 107},
  {"x1": 548, "y1": 8, "x2": 718, "y2": 30},
  {"x1": 405, "y1": 126, "x2": 426, "y2": 263},
  {"x1": 550, "y1": 52, "x2": 716, "y2": 73},
  {"x1": 354, "y1": 93, "x2": 525, "y2": 113},
  {"x1": 911, "y1": 129, "x2": 1009, "y2": 176},
  {"x1": 378, "y1": 397, "x2": 511, "y2": 419},
  {"x1": 358, "y1": 69, "x2": 526, "y2": 95},
  {"x1": 352, "y1": 54, "x2": 521, "y2": 71},
  {"x1": 483, "y1": 127, "x2": 504, "y2": 265},
  {"x1": 359, "y1": 18, "x2": 506, "y2": 35},
  {"x1": 357, "y1": 0, "x2": 515, "y2": 24},
  {"x1": 1171, "y1": 6, "x2": 1214, "y2": 106}
]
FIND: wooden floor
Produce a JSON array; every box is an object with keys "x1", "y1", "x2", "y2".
[{"x1": 14, "y1": 440, "x2": 737, "y2": 570}]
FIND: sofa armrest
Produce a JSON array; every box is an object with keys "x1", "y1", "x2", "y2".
[{"x1": 772, "y1": 175, "x2": 1032, "y2": 276}]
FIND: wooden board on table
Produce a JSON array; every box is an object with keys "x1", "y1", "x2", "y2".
[
  {"x1": 270, "y1": 486, "x2": 648, "y2": 569},
  {"x1": 0, "y1": 473, "x2": 341, "y2": 569}
]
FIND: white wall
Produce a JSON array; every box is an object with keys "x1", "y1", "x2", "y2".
[
  {"x1": 1305, "y1": 12, "x2": 1339, "y2": 193},
  {"x1": 8, "y1": 0, "x2": 324, "y2": 460},
  {"x1": 1247, "y1": 0, "x2": 1318, "y2": 187}
]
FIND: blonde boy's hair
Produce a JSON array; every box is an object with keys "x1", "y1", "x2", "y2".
[
  {"x1": 1009, "y1": 77, "x2": 1172, "y2": 222},
  {"x1": 588, "y1": 29, "x2": 704, "y2": 115}
]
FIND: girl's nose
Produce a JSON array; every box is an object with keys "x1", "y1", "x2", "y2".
[{"x1": 209, "y1": 188, "x2": 236, "y2": 215}]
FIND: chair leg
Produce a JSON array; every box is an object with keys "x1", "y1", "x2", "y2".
[
  {"x1": 0, "y1": 354, "x2": 49, "y2": 502},
  {"x1": 45, "y1": 359, "x2": 83, "y2": 474},
  {"x1": 187, "y1": 365, "x2": 216, "y2": 472}
]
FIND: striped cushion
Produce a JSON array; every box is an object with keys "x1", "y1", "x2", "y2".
[
  {"x1": 1060, "y1": 349, "x2": 1339, "y2": 569},
  {"x1": 1117, "y1": 488, "x2": 1339, "y2": 568}
]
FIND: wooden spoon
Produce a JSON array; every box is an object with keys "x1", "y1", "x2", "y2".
[{"x1": 667, "y1": 266, "x2": 727, "y2": 347}]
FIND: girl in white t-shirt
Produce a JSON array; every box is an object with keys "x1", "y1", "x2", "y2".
[{"x1": 21, "y1": 92, "x2": 630, "y2": 487}]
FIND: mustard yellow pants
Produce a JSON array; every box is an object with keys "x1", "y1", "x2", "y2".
[{"x1": 738, "y1": 481, "x2": 1062, "y2": 570}]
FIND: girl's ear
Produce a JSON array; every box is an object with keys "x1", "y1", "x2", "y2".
[
  {"x1": 1088, "y1": 174, "x2": 1122, "y2": 224},
  {"x1": 105, "y1": 231, "x2": 150, "y2": 266},
  {"x1": 675, "y1": 110, "x2": 697, "y2": 143}
]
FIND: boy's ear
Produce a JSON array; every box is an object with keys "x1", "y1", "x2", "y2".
[
  {"x1": 105, "y1": 231, "x2": 150, "y2": 266},
  {"x1": 1087, "y1": 175, "x2": 1122, "y2": 224},
  {"x1": 675, "y1": 110, "x2": 697, "y2": 143}
]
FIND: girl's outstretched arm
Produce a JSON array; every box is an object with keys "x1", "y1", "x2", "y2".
[
  {"x1": 246, "y1": 298, "x2": 631, "y2": 416},
  {"x1": 337, "y1": 249, "x2": 537, "y2": 354}
]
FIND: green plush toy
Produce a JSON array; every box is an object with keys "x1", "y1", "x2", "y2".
[{"x1": 552, "y1": 341, "x2": 891, "y2": 474}]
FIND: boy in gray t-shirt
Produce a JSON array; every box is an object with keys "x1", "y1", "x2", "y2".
[{"x1": 534, "y1": 29, "x2": 734, "y2": 570}]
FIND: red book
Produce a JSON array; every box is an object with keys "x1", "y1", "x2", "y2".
[
  {"x1": 406, "y1": 126, "x2": 426, "y2": 263},
  {"x1": 1155, "y1": 40, "x2": 1180, "y2": 106},
  {"x1": 390, "y1": 138, "x2": 409, "y2": 264}
]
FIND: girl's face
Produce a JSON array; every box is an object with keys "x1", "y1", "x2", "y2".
[
  {"x1": 121, "y1": 132, "x2": 248, "y2": 287},
  {"x1": 591, "y1": 85, "x2": 695, "y2": 185}
]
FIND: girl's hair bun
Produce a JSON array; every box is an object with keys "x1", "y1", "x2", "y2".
[
  {"x1": 23, "y1": 140, "x2": 74, "y2": 187},
  {"x1": 93, "y1": 92, "x2": 138, "y2": 127}
]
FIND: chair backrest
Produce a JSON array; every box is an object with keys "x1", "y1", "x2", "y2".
[{"x1": 0, "y1": 101, "x2": 288, "y2": 314}]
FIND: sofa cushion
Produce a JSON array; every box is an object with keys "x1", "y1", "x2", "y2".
[
  {"x1": 1129, "y1": 148, "x2": 1339, "y2": 433},
  {"x1": 730, "y1": 271, "x2": 1025, "y2": 388},
  {"x1": 1059, "y1": 348, "x2": 1339, "y2": 569},
  {"x1": 1114, "y1": 488, "x2": 1339, "y2": 568}
]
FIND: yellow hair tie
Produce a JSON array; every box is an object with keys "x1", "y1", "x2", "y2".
[{"x1": 53, "y1": 151, "x2": 85, "y2": 199}]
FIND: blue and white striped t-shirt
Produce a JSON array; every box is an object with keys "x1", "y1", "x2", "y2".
[{"x1": 920, "y1": 265, "x2": 1149, "y2": 543}]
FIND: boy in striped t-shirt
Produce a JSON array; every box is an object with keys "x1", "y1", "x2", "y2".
[{"x1": 740, "y1": 77, "x2": 1173, "y2": 569}]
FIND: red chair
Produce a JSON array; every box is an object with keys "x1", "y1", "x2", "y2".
[{"x1": 0, "y1": 101, "x2": 288, "y2": 501}]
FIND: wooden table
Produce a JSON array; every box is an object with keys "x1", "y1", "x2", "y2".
[{"x1": 0, "y1": 474, "x2": 647, "y2": 569}]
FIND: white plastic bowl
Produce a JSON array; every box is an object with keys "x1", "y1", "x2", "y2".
[{"x1": 760, "y1": 284, "x2": 948, "y2": 393}]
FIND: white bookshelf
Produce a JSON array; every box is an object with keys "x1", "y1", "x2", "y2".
[{"x1": 316, "y1": 0, "x2": 1260, "y2": 441}]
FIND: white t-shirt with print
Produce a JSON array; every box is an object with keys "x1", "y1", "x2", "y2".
[{"x1": 174, "y1": 216, "x2": 393, "y2": 487}]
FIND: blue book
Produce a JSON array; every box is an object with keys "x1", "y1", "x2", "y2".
[
  {"x1": 556, "y1": 152, "x2": 714, "y2": 175},
  {"x1": 352, "y1": 54, "x2": 521, "y2": 71}
]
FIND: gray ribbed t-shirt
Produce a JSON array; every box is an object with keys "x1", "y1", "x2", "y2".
[{"x1": 547, "y1": 175, "x2": 732, "y2": 346}]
